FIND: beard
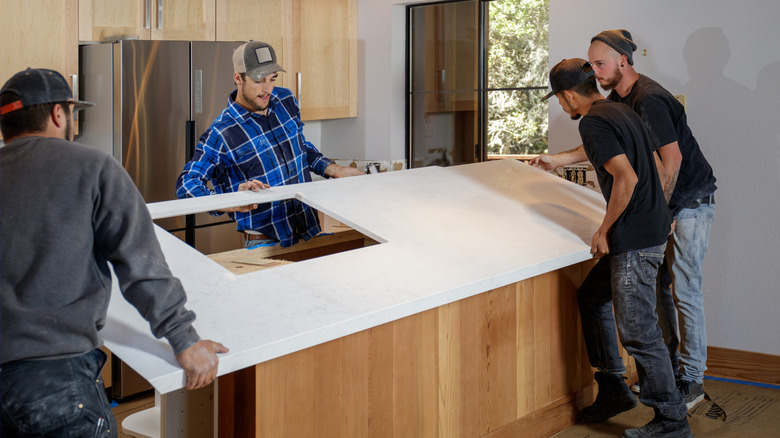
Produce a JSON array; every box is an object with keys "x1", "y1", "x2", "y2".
[
  {"x1": 240, "y1": 87, "x2": 270, "y2": 113},
  {"x1": 597, "y1": 68, "x2": 623, "y2": 91}
]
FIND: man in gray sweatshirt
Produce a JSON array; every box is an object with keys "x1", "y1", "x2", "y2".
[{"x1": 0, "y1": 68, "x2": 228, "y2": 437}]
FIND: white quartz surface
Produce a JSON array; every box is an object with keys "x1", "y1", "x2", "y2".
[{"x1": 102, "y1": 160, "x2": 606, "y2": 394}]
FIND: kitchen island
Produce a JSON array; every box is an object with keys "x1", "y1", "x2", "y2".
[{"x1": 104, "y1": 160, "x2": 632, "y2": 437}]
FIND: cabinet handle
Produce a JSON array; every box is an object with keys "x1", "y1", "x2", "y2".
[
  {"x1": 145, "y1": 0, "x2": 150, "y2": 29},
  {"x1": 157, "y1": 0, "x2": 163, "y2": 30},
  {"x1": 71, "y1": 74, "x2": 79, "y2": 122},
  {"x1": 297, "y1": 72, "x2": 302, "y2": 107}
]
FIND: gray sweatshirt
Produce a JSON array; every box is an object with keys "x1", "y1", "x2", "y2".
[{"x1": 1, "y1": 136, "x2": 200, "y2": 364}]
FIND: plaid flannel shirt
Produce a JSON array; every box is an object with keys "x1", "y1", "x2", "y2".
[{"x1": 176, "y1": 87, "x2": 332, "y2": 247}]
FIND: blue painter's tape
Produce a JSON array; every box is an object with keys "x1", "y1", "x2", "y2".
[{"x1": 704, "y1": 375, "x2": 780, "y2": 390}]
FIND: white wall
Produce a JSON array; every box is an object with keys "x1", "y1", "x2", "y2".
[
  {"x1": 319, "y1": 0, "x2": 426, "y2": 163},
  {"x1": 326, "y1": 0, "x2": 780, "y2": 356},
  {"x1": 551, "y1": 0, "x2": 780, "y2": 356}
]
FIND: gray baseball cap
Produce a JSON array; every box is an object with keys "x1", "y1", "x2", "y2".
[
  {"x1": 233, "y1": 41, "x2": 286, "y2": 81},
  {"x1": 0, "y1": 68, "x2": 94, "y2": 116}
]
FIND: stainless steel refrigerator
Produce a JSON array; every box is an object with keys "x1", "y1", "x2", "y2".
[
  {"x1": 78, "y1": 39, "x2": 244, "y2": 256},
  {"x1": 78, "y1": 40, "x2": 246, "y2": 399}
]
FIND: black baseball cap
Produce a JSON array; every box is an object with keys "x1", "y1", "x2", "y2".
[
  {"x1": 541, "y1": 58, "x2": 595, "y2": 102},
  {"x1": 0, "y1": 68, "x2": 94, "y2": 116},
  {"x1": 233, "y1": 41, "x2": 286, "y2": 81}
]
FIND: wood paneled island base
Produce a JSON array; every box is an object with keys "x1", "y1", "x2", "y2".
[{"x1": 218, "y1": 260, "x2": 637, "y2": 437}]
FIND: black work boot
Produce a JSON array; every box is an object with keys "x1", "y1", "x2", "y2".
[
  {"x1": 621, "y1": 413, "x2": 693, "y2": 438},
  {"x1": 581, "y1": 372, "x2": 638, "y2": 422}
]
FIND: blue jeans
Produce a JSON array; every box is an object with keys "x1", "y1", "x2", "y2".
[
  {"x1": 1, "y1": 349, "x2": 117, "y2": 437},
  {"x1": 656, "y1": 203, "x2": 715, "y2": 383},
  {"x1": 578, "y1": 244, "x2": 687, "y2": 421}
]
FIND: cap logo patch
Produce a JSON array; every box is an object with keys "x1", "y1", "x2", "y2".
[{"x1": 254, "y1": 47, "x2": 273, "y2": 64}]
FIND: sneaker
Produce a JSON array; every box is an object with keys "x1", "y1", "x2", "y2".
[
  {"x1": 581, "y1": 372, "x2": 638, "y2": 422},
  {"x1": 678, "y1": 379, "x2": 705, "y2": 409},
  {"x1": 622, "y1": 413, "x2": 693, "y2": 438}
]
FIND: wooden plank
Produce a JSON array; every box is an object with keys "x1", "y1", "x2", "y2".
[
  {"x1": 256, "y1": 358, "x2": 285, "y2": 437},
  {"x1": 393, "y1": 311, "x2": 439, "y2": 437},
  {"x1": 437, "y1": 301, "x2": 461, "y2": 437},
  {"x1": 459, "y1": 295, "x2": 483, "y2": 437},
  {"x1": 233, "y1": 230, "x2": 368, "y2": 262},
  {"x1": 367, "y1": 323, "x2": 394, "y2": 438},
  {"x1": 283, "y1": 348, "x2": 316, "y2": 437},
  {"x1": 532, "y1": 273, "x2": 553, "y2": 407},
  {"x1": 516, "y1": 278, "x2": 536, "y2": 418},
  {"x1": 342, "y1": 331, "x2": 370, "y2": 437},
  {"x1": 483, "y1": 286, "x2": 517, "y2": 433},
  {"x1": 314, "y1": 340, "x2": 343, "y2": 437}
]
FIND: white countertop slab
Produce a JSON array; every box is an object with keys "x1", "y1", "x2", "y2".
[{"x1": 101, "y1": 160, "x2": 606, "y2": 394}]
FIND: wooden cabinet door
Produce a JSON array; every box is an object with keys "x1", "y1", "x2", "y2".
[
  {"x1": 2, "y1": 0, "x2": 79, "y2": 139},
  {"x1": 215, "y1": 0, "x2": 291, "y2": 89},
  {"x1": 151, "y1": 0, "x2": 216, "y2": 41},
  {"x1": 80, "y1": 0, "x2": 215, "y2": 42},
  {"x1": 79, "y1": 0, "x2": 151, "y2": 42},
  {"x1": 290, "y1": 0, "x2": 357, "y2": 120}
]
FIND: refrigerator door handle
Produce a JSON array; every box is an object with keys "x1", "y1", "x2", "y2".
[
  {"x1": 185, "y1": 120, "x2": 197, "y2": 246},
  {"x1": 194, "y1": 69, "x2": 203, "y2": 114}
]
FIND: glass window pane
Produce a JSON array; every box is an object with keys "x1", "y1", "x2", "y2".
[
  {"x1": 487, "y1": 89, "x2": 548, "y2": 155},
  {"x1": 409, "y1": 1, "x2": 478, "y2": 94},
  {"x1": 410, "y1": 91, "x2": 478, "y2": 168},
  {"x1": 487, "y1": 0, "x2": 549, "y2": 90}
]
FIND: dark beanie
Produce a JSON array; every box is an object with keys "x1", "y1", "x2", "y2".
[{"x1": 591, "y1": 29, "x2": 638, "y2": 65}]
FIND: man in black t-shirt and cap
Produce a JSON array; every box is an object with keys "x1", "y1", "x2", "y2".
[
  {"x1": 589, "y1": 29, "x2": 717, "y2": 411},
  {"x1": 530, "y1": 59, "x2": 691, "y2": 438}
]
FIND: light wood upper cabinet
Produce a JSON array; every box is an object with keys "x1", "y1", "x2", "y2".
[
  {"x1": 290, "y1": 0, "x2": 357, "y2": 120},
  {"x1": 215, "y1": 0, "x2": 357, "y2": 120},
  {"x1": 78, "y1": 0, "x2": 150, "y2": 41},
  {"x1": 2, "y1": 0, "x2": 80, "y2": 139},
  {"x1": 215, "y1": 0, "x2": 291, "y2": 90},
  {"x1": 79, "y1": 0, "x2": 216, "y2": 42},
  {"x1": 75, "y1": 0, "x2": 356, "y2": 120}
]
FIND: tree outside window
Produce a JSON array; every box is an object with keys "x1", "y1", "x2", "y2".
[{"x1": 487, "y1": 0, "x2": 549, "y2": 156}]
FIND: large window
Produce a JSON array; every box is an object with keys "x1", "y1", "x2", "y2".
[{"x1": 407, "y1": 0, "x2": 549, "y2": 168}]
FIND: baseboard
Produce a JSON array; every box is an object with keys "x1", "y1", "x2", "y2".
[
  {"x1": 707, "y1": 346, "x2": 780, "y2": 385},
  {"x1": 484, "y1": 392, "x2": 582, "y2": 438}
]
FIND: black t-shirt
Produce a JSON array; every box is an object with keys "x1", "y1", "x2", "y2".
[
  {"x1": 608, "y1": 75, "x2": 717, "y2": 215},
  {"x1": 579, "y1": 99, "x2": 673, "y2": 253}
]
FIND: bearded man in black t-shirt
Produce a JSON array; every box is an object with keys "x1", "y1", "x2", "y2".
[
  {"x1": 531, "y1": 59, "x2": 691, "y2": 438},
  {"x1": 589, "y1": 30, "x2": 717, "y2": 412}
]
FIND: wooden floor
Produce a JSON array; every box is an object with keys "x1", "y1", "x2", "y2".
[
  {"x1": 553, "y1": 377, "x2": 780, "y2": 438},
  {"x1": 111, "y1": 378, "x2": 780, "y2": 437}
]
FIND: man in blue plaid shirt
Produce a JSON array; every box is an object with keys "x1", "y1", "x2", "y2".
[{"x1": 176, "y1": 41, "x2": 363, "y2": 248}]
